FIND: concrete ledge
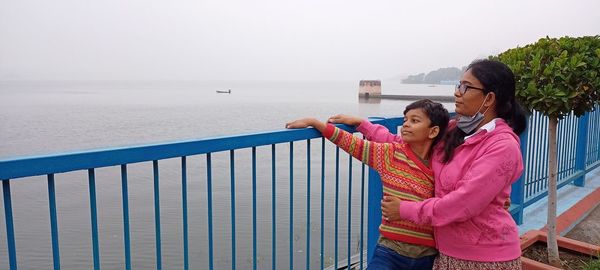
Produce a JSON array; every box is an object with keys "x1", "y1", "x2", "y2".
[
  {"x1": 518, "y1": 167, "x2": 600, "y2": 235},
  {"x1": 541, "y1": 187, "x2": 600, "y2": 235}
]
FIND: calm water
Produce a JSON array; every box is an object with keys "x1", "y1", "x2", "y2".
[{"x1": 0, "y1": 80, "x2": 455, "y2": 269}]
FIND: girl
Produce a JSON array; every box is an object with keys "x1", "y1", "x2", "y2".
[{"x1": 286, "y1": 99, "x2": 449, "y2": 270}]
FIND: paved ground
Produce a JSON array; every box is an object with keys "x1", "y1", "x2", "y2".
[
  {"x1": 518, "y1": 166, "x2": 600, "y2": 235},
  {"x1": 564, "y1": 203, "x2": 600, "y2": 245}
]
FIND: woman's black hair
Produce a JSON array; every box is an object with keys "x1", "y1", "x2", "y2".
[
  {"x1": 404, "y1": 99, "x2": 450, "y2": 147},
  {"x1": 442, "y1": 59, "x2": 527, "y2": 163}
]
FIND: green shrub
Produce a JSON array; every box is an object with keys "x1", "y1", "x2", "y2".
[{"x1": 495, "y1": 36, "x2": 600, "y2": 118}]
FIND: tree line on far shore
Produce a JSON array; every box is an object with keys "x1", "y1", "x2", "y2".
[{"x1": 402, "y1": 67, "x2": 465, "y2": 84}]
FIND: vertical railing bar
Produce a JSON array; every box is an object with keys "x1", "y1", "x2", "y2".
[
  {"x1": 542, "y1": 114, "x2": 549, "y2": 191},
  {"x1": 588, "y1": 113, "x2": 591, "y2": 164},
  {"x1": 595, "y1": 111, "x2": 600, "y2": 164},
  {"x1": 527, "y1": 114, "x2": 534, "y2": 196},
  {"x1": 530, "y1": 114, "x2": 539, "y2": 197},
  {"x1": 88, "y1": 169, "x2": 101, "y2": 270},
  {"x1": 3, "y1": 180, "x2": 17, "y2": 270},
  {"x1": 534, "y1": 113, "x2": 543, "y2": 195},
  {"x1": 589, "y1": 111, "x2": 593, "y2": 165},
  {"x1": 334, "y1": 147, "x2": 340, "y2": 270},
  {"x1": 562, "y1": 117, "x2": 568, "y2": 178},
  {"x1": 596, "y1": 110, "x2": 599, "y2": 164},
  {"x1": 360, "y1": 162, "x2": 365, "y2": 270},
  {"x1": 153, "y1": 160, "x2": 162, "y2": 270},
  {"x1": 572, "y1": 115, "x2": 577, "y2": 172},
  {"x1": 574, "y1": 115, "x2": 580, "y2": 174},
  {"x1": 573, "y1": 115, "x2": 578, "y2": 174},
  {"x1": 559, "y1": 120, "x2": 563, "y2": 179},
  {"x1": 347, "y1": 154, "x2": 353, "y2": 269},
  {"x1": 534, "y1": 113, "x2": 543, "y2": 194},
  {"x1": 540, "y1": 112, "x2": 548, "y2": 192},
  {"x1": 47, "y1": 174, "x2": 61, "y2": 270},
  {"x1": 206, "y1": 154, "x2": 214, "y2": 270},
  {"x1": 319, "y1": 138, "x2": 325, "y2": 270},
  {"x1": 271, "y1": 145, "x2": 276, "y2": 270},
  {"x1": 181, "y1": 157, "x2": 189, "y2": 270},
  {"x1": 305, "y1": 139, "x2": 311, "y2": 270},
  {"x1": 121, "y1": 165, "x2": 132, "y2": 270},
  {"x1": 567, "y1": 116, "x2": 579, "y2": 172},
  {"x1": 597, "y1": 109, "x2": 600, "y2": 163},
  {"x1": 289, "y1": 142, "x2": 294, "y2": 270},
  {"x1": 575, "y1": 114, "x2": 589, "y2": 186},
  {"x1": 585, "y1": 113, "x2": 589, "y2": 165},
  {"x1": 592, "y1": 111, "x2": 597, "y2": 165},
  {"x1": 560, "y1": 118, "x2": 566, "y2": 180},
  {"x1": 567, "y1": 116, "x2": 573, "y2": 176},
  {"x1": 569, "y1": 116, "x2": 576, "y2": 176},
  {"x1": 556, "y1": 119, "x2": 563, "y2": 180},
  {"x1": 592, "y1": 112, "x2": 595, "y2": 164},
  {"x1": 562, "y1": 117, "x2": 569, "y2": 178},
  {"x1": 523, "y1": 116, "x2": 530, "y2": 197},
  {"x1": 525, "y1": 115, "x2": 535, "y2": 198},
  {"x1": 252, "y1": 147, "x2": 258, "y2": 270},
  {"x1": 535, "y1": 113, "x2": 544, "y2": 195},
  {"x1": 563, "y1": 117, "x2": 568, "y2": 177},
  {"x1": 230, "y1": 150, "x2": 237, "y2": 270},
  {"x1": 592, "y1": 106, "x2": 600, "y2": 161}
]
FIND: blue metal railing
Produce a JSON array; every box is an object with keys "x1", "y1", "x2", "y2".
[
  {"x1": 1, "y1": 125, "x2": 366, "y2": 269},
  {"x1": 1, "y1": 107, "x2": 600, "y2": 270},
  {"x1": 507, "y1": 106, "x2": 600, "y2": 225}
]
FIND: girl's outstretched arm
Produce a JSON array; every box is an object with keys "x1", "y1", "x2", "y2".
[{"x1": 286, "y1": 118, "x2": 391, "y2": 170}]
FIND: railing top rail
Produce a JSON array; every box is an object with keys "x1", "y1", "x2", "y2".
[{"x1": 0, "y1": 117, "x2": 403, "y2": 180}]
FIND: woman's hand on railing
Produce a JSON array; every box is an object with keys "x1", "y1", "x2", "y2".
[
  {"x1": 285, "y1": 118, "x2": 326, "y2": 132},
  {"x1": 327, "y1": 114, "x2": 363, "y2": 126}
]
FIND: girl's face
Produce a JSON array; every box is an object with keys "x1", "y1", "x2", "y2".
[
  {"x1": 401, "y1": 108, "x2": 438, "y2": 144},
  {"x1": 455, "y1": 69, "x2": 487, "y2": 116}
]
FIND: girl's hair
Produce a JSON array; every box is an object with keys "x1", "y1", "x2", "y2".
[
  {"x1": 442, "y1": 59, "x2": 527, "y2": 163},
  {"x1": 403, "y1": 99, "x2": 449, "y2": 147}
]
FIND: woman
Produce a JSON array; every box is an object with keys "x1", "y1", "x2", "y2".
[{"x1": 376, "y1": 59, "x2": 527, "y2": 269}]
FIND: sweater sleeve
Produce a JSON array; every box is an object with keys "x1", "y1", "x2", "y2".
[
  {"x1": 323, "y1": 123, "x2": 392, "y2": 170},
  {"x1": 399, "y1": 138, "x2": 523, "y2": 226},
  {"x1": 356, "y1": 120, "x2": 403, "y2": 143}
]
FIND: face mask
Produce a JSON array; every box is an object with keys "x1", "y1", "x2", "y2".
[{"x1": 457, "y1": 94, "x2": 490, "y2": 134}]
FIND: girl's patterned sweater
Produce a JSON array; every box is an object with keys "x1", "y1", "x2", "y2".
[{"x1": 323, "y1": 123, "x2": 435, "y2": 247}]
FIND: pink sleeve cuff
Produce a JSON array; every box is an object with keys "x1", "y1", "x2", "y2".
[
  {"x1": 356, "y1": 120, "x2": 374, "y2": 136},
  {"x1": 399, "y1": 201, "x2": 421, "y2": 223}
]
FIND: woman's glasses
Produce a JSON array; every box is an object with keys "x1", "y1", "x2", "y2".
[{"x1": 455, "y1": 84, "x2": 485, "y2": 95}]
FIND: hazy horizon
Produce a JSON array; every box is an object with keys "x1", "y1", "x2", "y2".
[{"x1": 1, "y1": 0, "x2": 599, "y2": 82}]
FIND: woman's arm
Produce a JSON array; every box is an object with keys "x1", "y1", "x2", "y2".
[
  {"x1": 328, "y1": 114, "x2": 401, "y2": 143},
  {"x1": 356, "y1": 120, "x2": 402, "y2": 143},
  {"x1": 394, "y1": 138, "x2": 523, "y2": 226},
  {"x1": 285, "y1": 118, "x2": 327, "y2": 132}
]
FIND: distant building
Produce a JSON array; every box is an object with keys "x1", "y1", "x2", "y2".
[{"x1": 358, "y1": 80, "x2": 381, "y2": 97}]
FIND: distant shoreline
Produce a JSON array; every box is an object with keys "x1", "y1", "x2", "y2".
[{"x1": 359, "y1": 94, "x2": 455, "y2": 102}]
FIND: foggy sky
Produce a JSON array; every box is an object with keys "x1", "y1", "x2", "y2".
[{"x1": 1, "y1": 0, "x2": 598, "y2": 81}]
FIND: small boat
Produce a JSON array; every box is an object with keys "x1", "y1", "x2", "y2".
[{"x1": 216, "y1": 89, "x2": 231, "y2": 94}]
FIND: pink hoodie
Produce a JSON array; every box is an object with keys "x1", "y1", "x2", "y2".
[{"x1": 357, "y1": 119, "x2": 523, "y2": 262}]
